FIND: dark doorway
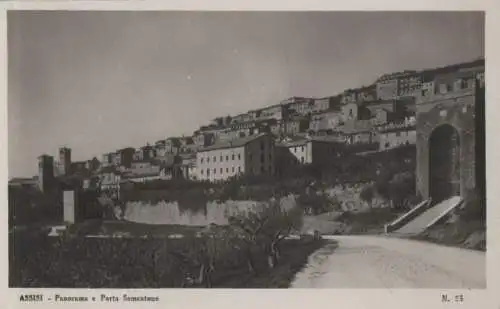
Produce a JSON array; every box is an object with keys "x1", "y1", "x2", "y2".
[{"x1": 429, "y1": 124, "x2": 461, "y2": 203}]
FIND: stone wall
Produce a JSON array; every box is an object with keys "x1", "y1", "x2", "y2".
[{"x1": 118, "y1": 194, "x2": 297, "y2": 226}]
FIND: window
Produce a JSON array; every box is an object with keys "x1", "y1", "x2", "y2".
[
  {"x1": 232, "y1": 167, "x2": 235, "y2": 173},
  {"x1": 226, "y1": 155, "x2": 229, "y2": 161},
  {"x1": 232, "y1": 154, "x2": 235, "y2": 160},
  {"x1": 201, "y1": 169, "x2": 204, "y2": 175},
  {"x1": 238, "y1": 154, "x2": 241, "y2": 160},
  {"x1": 220, "y1": 155, "x2": 223, "y2": 162},
  {"x1": 200, "y1": 158, "x2": 204, "y2": 164},
  {"x1": 301, "y1": 146, "x2": 304, "y2": 152},
  {"x1": 213, "y1": 156, "x2": 216, "y2": 163},
  {"x1": 213, "y1": 168, "x2": 216, "y2": 174},
  {"x1": 207, "y1": 169, "x2": 210, "y2": 176},
  {"x1": 220, "y1": 168, "x2": 223, "y2": 174},
  {"x1": 301, "y1": 157, "x2": 305, "y2": 164},
  {"x1": 238, "y1": 166, "x2": 241, "y2": 173},
  {"x1": 226, "y1": 168, "x2": 229, "y2": 173}
]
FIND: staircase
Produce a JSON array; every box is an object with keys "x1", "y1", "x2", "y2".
[{"x1": 393, "y1": 196, "x2": 463, "y2": 235}]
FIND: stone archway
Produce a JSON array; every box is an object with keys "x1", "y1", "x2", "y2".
[{"x1": 428, "y1": 124, "x2": 461, "y2": 203}]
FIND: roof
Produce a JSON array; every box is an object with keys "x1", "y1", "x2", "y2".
[
  {"x1": 309, "y1": 136, "x2": 345, "y2": 144},
  {"x1": 198, "y1": 133, "x2": 270, "y2": 152},
  {"x1": 9, "y1": 178, "x2": 37, "y2": 185},
  {"x1": 376, "y1": 122, "x2": 416, "y2": 133},
  {"x1": 71, "y1": 161, "x2": 87, "y2": 166},
  {"x1": 117, "y1": 147, "x2": 135, "y2": 153},
  {"x1": 122, "y1": 171, "x2": 161, "y2": 179},
  {"x1": 277, "y1": 138, "x2": 309, "y2": 148},
  {"x1": 131, "y1": 159, "x2": 156, "y2": 164},
  {"x1": 339, "y1": 120, "x2": 374, "y2": 134},
  {"x1": 433, "y1": 70, "x2": 477, "y2": 83},
  {"x1": 98, "y1": 166, "x2": 121, "y2": 174}
]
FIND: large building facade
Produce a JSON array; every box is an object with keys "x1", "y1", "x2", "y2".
[{"x1": 196, "y1": 133, "x2": 275, "y2": 182}]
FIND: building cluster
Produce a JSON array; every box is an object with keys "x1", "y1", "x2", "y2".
[{"x1": 15, "y1": 58, "x2": 484, "y2": 195}]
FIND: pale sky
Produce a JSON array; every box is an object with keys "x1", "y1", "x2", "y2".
[{"x1": 8, "y1": 11, "x2": 484, "y2": 178}]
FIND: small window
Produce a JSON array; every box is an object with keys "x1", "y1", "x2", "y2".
[
  {"x1": 201, "y1": 169, "x2": 204, "y2": 175},
  {"x1": 226, "y1": 155, "x2": 229, "y2": 161},
  {"x1": 232, "y1": 154, "x2": 235, "y2": 160},
  {"x1": 238, "y1": 154, "x2": 241, "y2": 160},
  {"x1": 301, "y1": 146, "x2": 304, "y2": 151},
  {"x1": 226, "y1": 167, "x2": 229, "y2": 173},
  {"x1": 213, "y1": 156, "x2": 216, "y2": 162},
  {"x1": 301, "y1": 157, "x2": 305, "y2": 164},
  {"x1": 220, "y1": 155, "x2": 223, "y2": 162},
  {"x1": 232, "y1": 167, "x2": 235, "y2": 173},
  {"x1": 238, "y1": 166, "x2": 241, "y2": 172},
  {"x1": 213, "y1": 168, "x2": 216, "y2": 174},
  {"x1": 220, "y1": 168, "x2": 223, "y2": 174}
]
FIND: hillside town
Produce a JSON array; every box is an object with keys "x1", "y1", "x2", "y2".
[{"x1": 9, "y1": 58, "x2": 485, "y2": 202}]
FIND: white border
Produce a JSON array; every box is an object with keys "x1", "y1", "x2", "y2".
[{"x1": 0, "y1": 1, "x2": 498, "y2": 309}]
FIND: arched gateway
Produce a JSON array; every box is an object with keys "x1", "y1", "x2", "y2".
[
  {"x1": 428, "y1": 124, "x2": 461, "y2": 203},
  {"x1": 415, "y1": 71, "x2": 484, "y2": 203}
]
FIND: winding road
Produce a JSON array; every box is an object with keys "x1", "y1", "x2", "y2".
[{"x1": 291, "y1": 235, "x2": 486, "y2": 289}]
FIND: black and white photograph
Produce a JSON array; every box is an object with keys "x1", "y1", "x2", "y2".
[{"x1": 7, "y1": 10, "x2": 486, "y2": 290}]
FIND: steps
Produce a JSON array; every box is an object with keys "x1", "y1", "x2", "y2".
[{"x1": 394, "y1": 196, "x2": 462, "y2": 235}]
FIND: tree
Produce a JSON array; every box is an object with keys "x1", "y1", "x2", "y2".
[
  {"x1": 228, "y1": 200, "x2": 303, "y2": 270},
  {"x1": 360, "y1": 185, "x2": 375, "y2": 208}
]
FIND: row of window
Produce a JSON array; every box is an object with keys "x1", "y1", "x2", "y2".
[
  {"x1": 200, "y1": 166, "x2": 242, "y2": 176},
  {"x1": 200, "y1": 153, "x2": 241, "y2": 164},
  {"x1": 291, "y1": 145, "x2": 306, "y2": 153},
  {"x1": 200, "y1": 165, "x2": 274, "y2": 177}
]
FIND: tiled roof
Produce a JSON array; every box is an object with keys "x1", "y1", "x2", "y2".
[{"x1": 198, "y1": 133, "x2": 270, "y2": 152}]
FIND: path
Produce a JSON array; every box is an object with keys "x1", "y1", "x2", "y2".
[{"x1": 291, "y1": 235, "x2": 485, "y2": 289}]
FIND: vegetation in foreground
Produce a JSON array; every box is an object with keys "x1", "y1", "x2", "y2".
[
  {"x1": 10, "y1": 200, "x2": 327, "y2": 288},
  {"x1": 10, "y1": 232, "x2": 325, "y2": 288}
]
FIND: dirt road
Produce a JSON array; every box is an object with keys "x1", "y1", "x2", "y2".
[{"x1": 291, "y1": 235, "x2": 485, "y2": 289}]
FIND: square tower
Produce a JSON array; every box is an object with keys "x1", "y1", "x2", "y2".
[{"x1": 59, "y1": 147, "x2": 72, "y2": 175}]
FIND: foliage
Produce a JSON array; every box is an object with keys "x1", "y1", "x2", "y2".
[
  {"x1": 10, "y1": 201, "x2": 310, "y2": 288},
  {"x1": 8, "y1": 186, "x2": 62, "y2": 227},
  {"x1": 374, "y1": 170, "x2": 416, "y2": 210},
  {"x1": 227, "y1": 200, "x2": 304, "y2": 270},
  {"x1": 359, "y1": 185, "x2": 375, "y2": 208}
]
